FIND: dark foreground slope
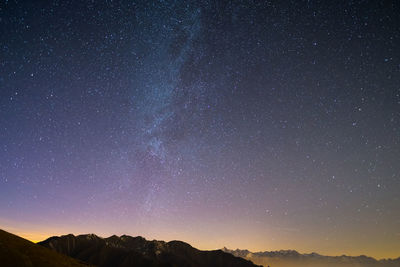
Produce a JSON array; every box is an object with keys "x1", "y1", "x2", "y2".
[
  {"x1": 0, "y1": 229, "x2": 91, "y2": 267},
  {"x1": 39, "y1": 233, "x2": 261, "y2": 267},
  {"x1": 223, "y1": 247, "x2": 400, "y2": 267}
]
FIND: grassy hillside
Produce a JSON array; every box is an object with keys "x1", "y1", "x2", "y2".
[{"x1": 0, "y1": 229, "x2": 93, "y2": 267}]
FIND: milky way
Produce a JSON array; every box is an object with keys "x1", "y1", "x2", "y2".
[{"x1": 0, "y1": 0, "x2": 399, "y2": 259}]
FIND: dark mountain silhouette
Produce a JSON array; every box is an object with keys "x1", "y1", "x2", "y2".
[
  {"x1": 0, "y1": 229, "x2": 92, "y2": 267},
  {"x1": 39, "y1": 233, "x2": 261, "y2": 267},
  {"x1": 222, "y1": 247, "x2": 400, "y2": 267}
]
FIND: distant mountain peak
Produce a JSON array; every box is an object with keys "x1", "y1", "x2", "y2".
[{"x1": 223, "y1": 247, "x2": 400, "y2": 267}]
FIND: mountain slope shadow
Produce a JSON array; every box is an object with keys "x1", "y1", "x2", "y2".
[{"x1": 0, "y1": 229, "x2": 92, "y2": 267}]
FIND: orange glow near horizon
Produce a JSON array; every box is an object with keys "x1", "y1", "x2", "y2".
[{"x1": 2, "y1": 219, "x2": 399, "y2": 261}]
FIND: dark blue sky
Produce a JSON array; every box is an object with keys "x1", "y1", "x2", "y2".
[{"x1": 0, "y1": 0, "x2": 399, "y2": 258}]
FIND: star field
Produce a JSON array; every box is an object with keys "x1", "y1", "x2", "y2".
[{"x1": 0, "y1": 0, "x2": 399, "y2": 259}]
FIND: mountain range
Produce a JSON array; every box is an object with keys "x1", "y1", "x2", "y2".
[
  {"x1": 38, "y1": 232, "x2": 260, "y2": 267},
  {"x1": 2, "y1": 228, "x2": 399, "y2": 267},
  {"x1": 222, "y1": 247, "x2": 400, "y2": 267}
]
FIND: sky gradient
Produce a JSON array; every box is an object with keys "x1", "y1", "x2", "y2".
[{"x1": 1, "y1": 0, "x2": 399, "y2": 259}]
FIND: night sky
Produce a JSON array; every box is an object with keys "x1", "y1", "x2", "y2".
[{"x1": 1, "y1": 0, "x2": 399, "y2": 259}]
